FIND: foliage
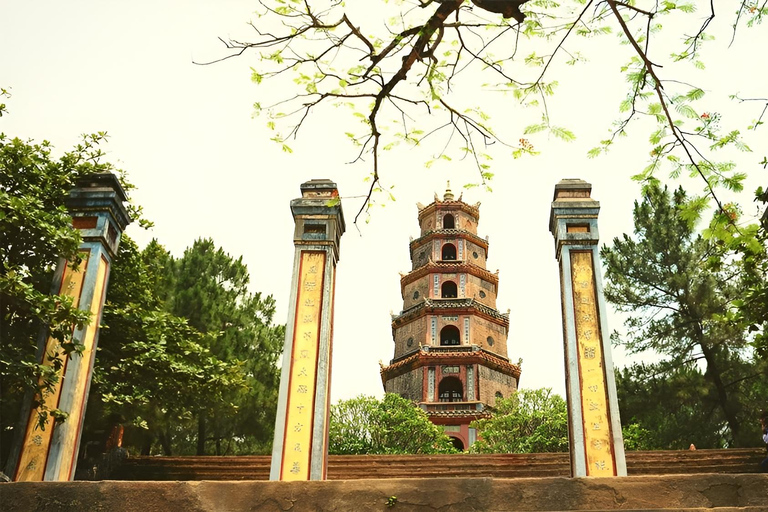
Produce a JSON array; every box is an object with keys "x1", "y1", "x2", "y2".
[
  {"x1": 1, "y1": 93, "x2": 282, "y2": 462},
  {"x1": 602, "y1": 183, "x2": 767, "y2": 447},
  {"x1": 0, "y1": 123, "x2": 137, "y2": 466},
  {"x1": 328, "y1": 394, "x2": 456, "y2": 454},
  {"x1": 210, "y1": 0, "x2": 766, "y2": 221},
  {"x1": 721, "y1": 188, "x2": 768, "y2": 361},
  {"x1": 470, "y1": 388, "x2": 568, "y2": 453},
  {"x1": 616, "y1": 363, "x2": 730, "y2": 450},
  {"x1": 620, "y1": 421, "x2": 655, "y2": 451},
  {"x1": 86, "y1": 237, "x2": 284, "y2": 457},
  {"x1": 169, "y1": 238, "x2": 284, "y2": 455},
  {"x1": 86, "y1": 237, "x2": 244, "y2": 456}
]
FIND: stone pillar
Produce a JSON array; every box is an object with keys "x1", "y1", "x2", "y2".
[
  {"x1": 9, "y1": 172, "x2": 131, "y2": 482},
  {"x1": 549, "y1": 179, "x2": 626, "y2": 477},
  {"x1": 270, "y1": 179, "x2": 345, "y2": 481}
]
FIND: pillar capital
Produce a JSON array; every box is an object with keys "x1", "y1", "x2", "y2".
[
  {"x1": 549, "y1": 178, "x2": 600, "y2": 258},
  {"x1": 290, "y1": 179, "x2": 345, "y2": 262},
  {"x1": 65, "y1": 172, "x2": 131, "y2": 258}
]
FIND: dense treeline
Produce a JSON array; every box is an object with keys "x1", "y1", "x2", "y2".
[
  {"x1": 82, "y1": 236, "x2": 283, "y2": 458},
  {"x1": 1, "y1": 127, "x2": 283, "y2": 471}
]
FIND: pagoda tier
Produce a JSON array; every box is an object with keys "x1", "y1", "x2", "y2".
[{"x1": 381, "y1": 184, "x2": 520, "y2": 450}]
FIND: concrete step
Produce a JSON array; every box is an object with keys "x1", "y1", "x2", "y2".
[{"x1": 107, "y1": 448, "x2": 766, "y2": 481}]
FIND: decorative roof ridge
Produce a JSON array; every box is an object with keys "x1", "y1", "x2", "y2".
[
  {"x1": 380, "y1": 346, "x2": 521, "y2": 377},
  {"x1": 399, "y1": 260, "x2": 499, "y2": 288},
  {"x1": 393, "y1": 297, "x2": 509, "y2": 323},
  {"x1": 410, "y1": 229, "x2": 488, "y2": 249},
  {"x1": 416, "y1": 200, "x2": 481, "y2": 219}
]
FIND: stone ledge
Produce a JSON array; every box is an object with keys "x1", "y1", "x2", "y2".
[{"x1": 3, "y1": 474, "x2": 768, "y2": 511}]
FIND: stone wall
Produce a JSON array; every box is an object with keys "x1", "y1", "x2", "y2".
[
  {"x1": 468, "y1": 316, "x2": 508, "y2": 357},
  {"x1": 392, "y1": 317, "x2": 426, "y2": 357},
  {"x1": 401, "y1": 278, "x2": 429, "y2": 310},
  {"x1": 478, "y1": 365, "x2": 517, "y2": 406},
  {"x1": 383, "y1": 368, "x2": 423, "y2": 401},
  {"x1": 465, "y1": 240, "x2": 487, "y2": 267},
  {"x1": 410, "y1": 244, "x2": 430, "y2": 270},
  {"x1": 465, "y1": 274, "x2": 496, "y2": 308},
  {"x1": 6, "y1": 474, "x2": 768, "y2": 511}
]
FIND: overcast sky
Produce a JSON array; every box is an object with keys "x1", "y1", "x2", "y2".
[{"x1": 2, "y1": 1, "x2": 765, "y2": 402}]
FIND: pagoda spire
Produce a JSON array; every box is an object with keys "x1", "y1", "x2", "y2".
[{"x1": 443, "y1": 181, "x2": 454, "y2": 201}]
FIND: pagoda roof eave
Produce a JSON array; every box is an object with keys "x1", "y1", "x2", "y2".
[
  {"x1": 417, "y1": 200, "x2": 481, "y2": 221},
  {"x1": 410, "y1": 229, "x2": 488, "y2": 251},
  {"x1": 380, "y1": 346, "x2": 522, "y2": 382},
  {"x1": 400, "y1": 260, "x2": 499, "y2": 291},
  {"x1": 392, "y1": 298, "x2": 509, "y2": 327}
]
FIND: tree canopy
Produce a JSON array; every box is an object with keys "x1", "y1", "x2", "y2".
[
  {"x1": 209, "y1": 0, "x2": 766, "y2": 222},
  {"x1": 470, "y1": 387, "x2": 568, "y2": 453},
  {"x1": 328, "y1": 394, "x2": 457, "y2": 454},
  {"x1": 1, "y1": 104, "x2": 284, "y2": 467},
  {"x1": 602, "y1": 183, "x2": 767, "y2": 447},
  {"x1": 0, "y1": 127, "x2": 139, "y2": 465},
  {"x1": 85, "y1": 237, "x2": 284, "y2": 457}
]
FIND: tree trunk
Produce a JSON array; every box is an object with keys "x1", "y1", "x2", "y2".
[
  {"x1": 158, "y1": 429, "x2": 172, "y2": 456},
  {"x1": 197, "y1": 413, "x2": 206, "y2": 455},
  {"x1": 140, "y1": 434, "x2": 152, "y2": 456},
  {"x1": 696, "y1": 324, "x2": 741, "y2": 444}
]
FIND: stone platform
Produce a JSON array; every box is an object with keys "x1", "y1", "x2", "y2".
[{"x1": 3, "y1": 474, "x2": 768, "y2": 511}]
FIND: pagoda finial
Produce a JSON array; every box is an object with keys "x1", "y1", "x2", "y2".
[{"x1": 443, "y1": 181, "x2": 454, "y2": 201}]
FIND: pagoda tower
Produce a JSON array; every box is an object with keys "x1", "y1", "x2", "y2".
[{"x1": 380, "y1": 184, "x2": 521, "y2": 450}]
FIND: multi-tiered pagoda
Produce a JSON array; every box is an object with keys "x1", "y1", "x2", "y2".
[{"x1": 380, "y1": 185, "x2": 521, "y2": 450}]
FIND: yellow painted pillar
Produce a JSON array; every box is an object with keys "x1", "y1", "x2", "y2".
[
  {"x1": 270, "y1": 179, "x2": 345, "y2": 480},
  {"x1": 7, "y1": 173, "x2": 131, "y2": 481},
  {"x1": 549, "y1": 179, "x2": 626, "y2": 477}
]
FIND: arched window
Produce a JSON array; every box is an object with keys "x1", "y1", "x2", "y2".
[
  {"x1": 495, "y1": 391, "x2": 503, "y2": 399},
  {"x1": 438, "y1": 376, "x2": 463, "y2": 402},
  {"x1": 440, "y1": 325, "x2": 460, "y2": 346},
  {"x1": 441, "y1": 281, "x2": 457, "y2": 298},
  {"x1": 443, "y1": 214, "x2": 455, "y2": 229},
  {"x1": 441, "y1": 243, "x2": 457, "y2": 260}
]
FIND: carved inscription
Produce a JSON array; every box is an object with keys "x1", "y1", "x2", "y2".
[
  {"x1": 570, "y1": 251, "x2": 615, "y2": 476},
  {"x1": 281, "y1": 251, "x2": 325, "y2": 481},
  {"x1": 15, "y1": 252, "x2": 90, "y2": 481}
]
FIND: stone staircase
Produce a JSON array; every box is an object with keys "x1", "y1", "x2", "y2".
[{"x1": 108, "y1": 448, "x2": 765, "y2": 481}]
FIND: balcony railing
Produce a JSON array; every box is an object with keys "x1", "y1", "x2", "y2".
[
  {"x1": 420, "y1": 401, "x2": 485, "y2": 413},
  {"x1": 422, "y1": 344, "x2": 479, "y2": 354}
]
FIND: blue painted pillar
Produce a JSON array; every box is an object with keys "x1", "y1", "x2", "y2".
[
  {"x1": 549, "y1": 179, "x2": 626, "y2": 477},
  {"x1": 9, "y1": 172, "x2": 131, "y2": 481},
  {"x1": 270, "y1": 179, "x2": 345, "y2": 481}
]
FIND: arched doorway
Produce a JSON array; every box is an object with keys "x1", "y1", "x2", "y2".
[
  {"x1": 443, "y1": 214, "x2": 455, "y2": 229},
  {"x1": 440, "y1": 325, "x2": 460, "y2": 346},
  {"x1": 449, "y1": 436, "x2": 464, "y2": 451},
  {"x1": 438, "y1": 376, "x2": 463, "y2": 402},
  {"x1": 441, "y1": 281, "x2": 457, "y2": 298},
  {"x1": 441, "y1": 243, "x2": 456, "y2": 260}
]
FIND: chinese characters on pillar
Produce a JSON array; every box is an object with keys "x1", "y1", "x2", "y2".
[
  {"x1": 15, "y1": 253, "x2": 89, "y2": 481},
  {"x1": 570, "y1": 251, "x2": 616, "y2": 477},
  {"x1": 280, "y1": 252, "x2": 326, "y2": 480}
]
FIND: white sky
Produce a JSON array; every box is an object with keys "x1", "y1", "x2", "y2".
[{"x1": 2, "y1": 1, "x2": 765, "y2": 402}]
